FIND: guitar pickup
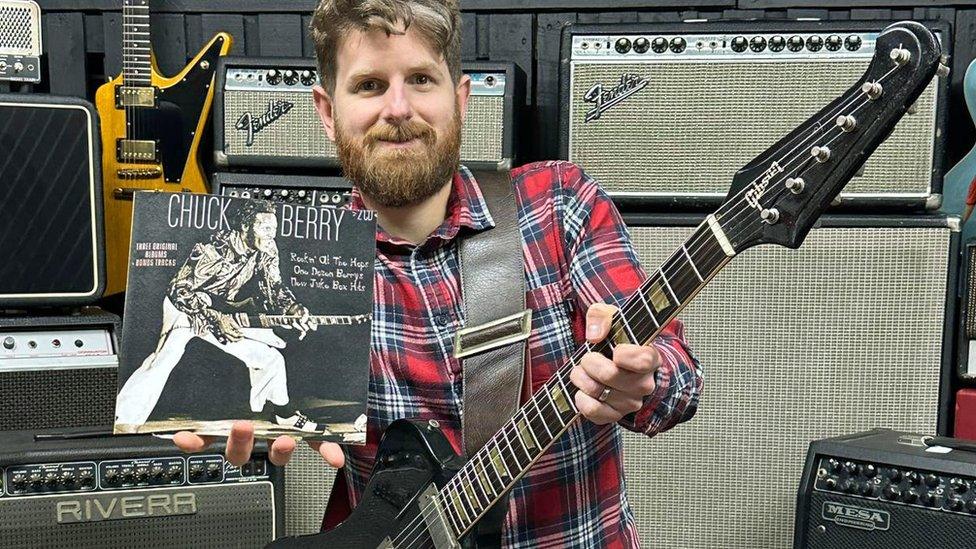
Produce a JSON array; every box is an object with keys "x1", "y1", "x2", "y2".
[
  {"x1": 115, "y1": 85, "x2": 158, "y2": 108},
  {"x1": 116, "y1": 139, "x2": 159, "y2": 164}
]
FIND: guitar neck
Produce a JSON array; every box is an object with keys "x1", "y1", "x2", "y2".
[
  {"x1": 122, "y1": 0, "x2": 152, "y2": 86},
  {"x1": 437, "y1": 214, "x2": 736, "y2": 537},
  {"x1": 247, "y1": 313, "x2": 370, "y2": 329}
]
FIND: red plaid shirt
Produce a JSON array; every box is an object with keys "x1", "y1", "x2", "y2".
[{"x1": 339, "y1": 161, "x2": 703, "y2": 548}]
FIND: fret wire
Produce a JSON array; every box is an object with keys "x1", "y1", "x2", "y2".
[
  {"x1": 507, "y1": 420, "x2": 532, "y2": 462},
  {"x1": 519, "y1": 408, "x2": 541, "y2": 449},
  {"x1": 474, "y1": 456, "x2": 499, "y2": 497},
  {"x1": 618, "y1": 312, "x2": 639, "y2": 344},
  {"x1": 489, "y1": 441, "x2": 512, "y2": 481},
  {"x1": 545, "y1": 383, "x2": 568, "y2": 428},
  {"x1": 464, "y1": 455, "x2": 492, "y2": 506},
  {"x1": 658, "y1": 268, "x2": 677, "y2": 303},
  {"x1": 634, "y1": 286, "x2": 660, "y2": 329},
  {"x1": 461, "y1": 477, "x2": 482, "y2": 514},
  {"x1": 439, "y1": 492, "x2": 463, "y2": 535},
  {"x1": 530, "y1": 394, "x2": 554, "y2": 439},
  {"x1": 682, "y1": 244, "x2": 704, "y2": 281},
  {"x1": 554, "y1": 373, "x2": 578, "y2": 417},
  {"x1": 451, "y1": 483, "x2": 472, "y2": 524}
]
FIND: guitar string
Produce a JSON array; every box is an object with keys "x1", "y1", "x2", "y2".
[{"x1": 391, "y1": 61, "x2": 905, "y2": 549}]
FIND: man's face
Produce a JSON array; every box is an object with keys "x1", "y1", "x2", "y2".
[
  {"x1": 313, "y1": 25, "x2": 470, "y2": 208},
  {"x1": 245, "y1": 212, "x2": 278, "y2": 254}
]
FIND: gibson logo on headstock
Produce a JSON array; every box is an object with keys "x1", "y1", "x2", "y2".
[
  {"x1": 582, "y1": 73, "x2": 648, "y2": 123},
  {"x1": 745, "y1": 162, "x2": 784, "y2": 212},
  {"x1": 235, "y1": 99, "x2": 294, "y2": 146}
]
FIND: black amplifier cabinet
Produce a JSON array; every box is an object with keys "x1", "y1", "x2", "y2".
[
  {"x1": 0, "y1": 94, "x2": 105, "y2": 306},
  {"x1": 795, "y1": 429, "x2": 976, "y2": 549},
  {"x1": 0, "y1": 308, "x2": 120, "y2": 431},
  {"x1": 212, "y1": 172, "x2": 353, "y2": 208},
  {"x1": 214, "y1": 56, "x2": 521, "y2": 171},
  {"x1": 0, "y1": 429, "x2": 283, "y2": 548}
]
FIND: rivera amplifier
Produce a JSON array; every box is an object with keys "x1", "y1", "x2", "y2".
[
  {"x1": 560, "y1": 21, "x2": 950, "y2": 209},
  {"x1": 619, "y1": 214, "x2": 957, "y2": 549},
  {"x1": 794, "y1": 429, "x2": 976, "y2": 548},
  {"x1": 214, "y1": 57, "x2": 520, "y2": 171},
  {"x1": 0, "y1": 0, "x2": 41, "y2": 83},
  {"x1": 0, "y1": 307, "x2": 120, "y2": 432},
  {"x1": 0, "y1": 429, "x2": 283, "y2": 548},
  {"x1": 0, "y1": 94, "x2": 105, "y2": 306},
  {"x1": 212, "y1": 172, "x2": 352, "y2": 208}
]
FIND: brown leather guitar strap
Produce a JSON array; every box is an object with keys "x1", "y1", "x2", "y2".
[{"x1": 456, "y1": 170, "x2": 531, "y2": 547}]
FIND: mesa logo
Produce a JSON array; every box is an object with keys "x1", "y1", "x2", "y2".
[{"x1": 822, "y1": 501, "x2": 890, "y2": 531}]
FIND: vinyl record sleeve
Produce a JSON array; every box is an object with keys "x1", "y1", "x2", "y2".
[{"x1": 115, "y1": 192, "x2": 375, "y2": 443}]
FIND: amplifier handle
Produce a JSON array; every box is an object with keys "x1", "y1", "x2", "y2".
[{"x1": 924, "y1": 435, "x2": 976, "y2": 453}]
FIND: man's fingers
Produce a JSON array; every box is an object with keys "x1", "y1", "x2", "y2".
[
  {"x1": 585, "y1": 303, "x2": 618, "y2": 342},
  {"x1": 173, "y1": 431, "x2": 215, "y2": 453},
  {"x1": 570, "y1": 365, "x2": 645, "y2": 414},
  {"x1": 225, "y1": 421, "x2": 255, "y2": 467},
  {"x1": 580, "y1": 351, "x2": 651, "y2": 393},
  {"x1": 269, "y1": 435, "x2": 297, "y2": 466},
  {"x1": 612, "y1": 344, "x2": 661, "y2": 375},
  {"x1": 309, "y1": 441, "x2": 345, "y2": 468},
  {"x1": 574, "y1": 391, "x2": 623, "y2": 425}
]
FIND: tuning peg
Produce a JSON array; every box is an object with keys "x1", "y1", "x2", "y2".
[
  {"x1": 810, "y1": 145, "x2": 831, "y2": 163},
  {"x1": 760, "y1": 208, "x2": 780, "y2": 224},
  {"x1": 835, "y1": 115, "x2": 857, "y2": 132},
  {"x1": 937, "y1": 63, "x2": 950, "y2": 78},
  {"x1": 785, "y1": 177, "x2": 805, "y2": 194},
  {"x1": 889, "y1": 47, "x2": 911, "y2": 66},
  {"x1": 861, "y1": 81, "x2": 883, "y2": 100}
]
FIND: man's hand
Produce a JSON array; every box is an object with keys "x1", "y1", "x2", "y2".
[
  {"x1": 173, "y1": 420, "x2": 345, "y2": 468},
  {"x1": 202, "y1": 308, "x2": 243, "y2": 344},
  {"x1": 282, "y1": 304, "x2": 316, "y2": 341},
  {"x1": 571, "y1": 303, "x2": 661, "y2": 425}
]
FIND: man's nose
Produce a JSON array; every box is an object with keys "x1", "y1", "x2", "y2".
[{"x1": 380, "y1": 81, "x2": 413, "y2": 124}]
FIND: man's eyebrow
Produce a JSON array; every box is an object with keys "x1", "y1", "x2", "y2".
[{"x1": 345, "y1": 63, "x2": 444, "y2": 83}]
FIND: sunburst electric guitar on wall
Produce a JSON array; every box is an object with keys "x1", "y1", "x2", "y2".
[
  {"x1": 267, "y1": 21, "x2": 944, "y2": 549},
  {"x1": 96, "y1": 0, "x2": 232, "y2": 296}
]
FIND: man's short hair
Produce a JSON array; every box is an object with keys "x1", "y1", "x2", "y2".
[
  {"x1": 309, "y1": 0, "x2": 462, "y2": 96},
  {"x1": 230, "y1": 200, "x2": 277, "y2": 230}
]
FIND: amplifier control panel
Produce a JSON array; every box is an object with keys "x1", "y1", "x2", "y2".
[{"x1": 222, "y1": 184, "x2": 349, "y2": 207}]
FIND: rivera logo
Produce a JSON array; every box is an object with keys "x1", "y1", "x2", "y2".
[
  {"x1": 235, "y1": 99, "x2": 294, "y2": 146},
  {"x1": 582, "y1": 73, "x2": 648, "y2": 123},
  {"x1": 56, "y1": 492, "x2": 198, "y2": 523},
  {"x1": 822, "y1": 502, "x2": 890, "y2": 531}
]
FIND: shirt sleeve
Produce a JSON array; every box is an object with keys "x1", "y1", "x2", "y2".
[{"x1": 556, "y1": 161, "x2": 703, "y2": 437}]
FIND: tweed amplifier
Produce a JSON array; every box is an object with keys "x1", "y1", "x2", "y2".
[
  {"x1": 0, "y1": 308, "x2": 120, "y2": 432},
  {"x1": 0, "y1": 94, "x2": 105, "y2": 306},
  {"x1": 212, "y1": 172, "x2": 353, "y2": 208},
  {"x1": 0, "y1": 429, "x2": 282, "y2": 548},
  {"x1": 560, "y1": 21, "x2": 950, "y2": 209},
  {"x1": 214, "y1": 57, "x2": 520, "y2": 171},
  {"x1": 794, "y1": 429, "x2": 976, "y2": 548},
  {"x1": 619, "y1": 214, "x2": 957, "y2": 549}
]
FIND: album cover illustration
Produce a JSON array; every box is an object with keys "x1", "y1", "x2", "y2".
[{"x1": 115, "y1": 192, "x2": 375, "y2": 443}]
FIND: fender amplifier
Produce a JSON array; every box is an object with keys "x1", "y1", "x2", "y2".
[
  {"x1": 214, "y1": 57, "x2": 520, "y2": 171},
  {"x1": 0, "y1": 308, "x2": 120, "y2": 431},
  {"x1": 560, "y1": 21, "x2": 950, "y2": 209},
  {"x1": 0, "y1": 429, "x2": 283, "y2": 548},
  {"x1": 212, "y1": 172, "x2": 353, "y2": 208},
  {"x1": 794, "y1": 429, "x2": 976, "y2": 548},
  {"x1": 0, "y1": 94, "x2": 105, "y2": 306}
]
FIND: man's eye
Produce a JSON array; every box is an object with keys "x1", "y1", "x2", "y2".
[
  {"x1": 414, "y1": 74, "x2": 431, "y2": 85},
  {"x1": 357, "y1": 81, "x2": 378, "y2": 92}
]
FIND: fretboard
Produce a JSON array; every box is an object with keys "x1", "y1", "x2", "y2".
[
  {"x1": 122, "y1": 0, "x2": 152, "y2": 86},
  {"x1": 433, "y1": 215, "x2": 736, "y2": 538}
]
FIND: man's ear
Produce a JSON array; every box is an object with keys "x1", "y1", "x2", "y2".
[
  {"x1": 456, "y1": 73, "x2": 472, "y2": 123},
  {"x1": 312, "y1": 84, "x2": 336, "y2": 142}
]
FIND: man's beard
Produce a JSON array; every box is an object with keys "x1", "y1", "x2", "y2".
[{"x1": 334, "y1": 108, "x2": 462, "y2": 208}]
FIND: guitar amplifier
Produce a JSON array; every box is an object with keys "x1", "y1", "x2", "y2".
[
  {"x1": 0, "y1": 0, "x2": 42, "y2": 83},
  {"x1": 214, "y1": 57, "x2": 520, "y2": 171},
  {"x1": 0, "y1": 428, "x2": 283, "y2": 548},
  {"x1": 0, "y1": 308, "x2": 120, "y2": 432},
  {"x1": 794, "y1": 429, "x2": 976, "y2": 548},
  {"x1": 620, "y1": 214, "x2": 957, "y2": 549},
  {"x1": 0, "y1": 94, "x2": 105, "y2": 306},
  {"x1": 560, "y1": 21, "x2": 950, "y2": 209},
  {"x1": 212, "y1": 172, "x2": 353, "y2": 208}
]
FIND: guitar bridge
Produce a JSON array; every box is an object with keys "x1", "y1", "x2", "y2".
[
  {"x1": 117, "y1": 167, "x2": 163, "y2": 180},
  {"x1": 115, "y1": 85, "x2": 158, "y2": 108},
  {"x1": 116, "y1": 139, "x2": 159, "y2": 164}
]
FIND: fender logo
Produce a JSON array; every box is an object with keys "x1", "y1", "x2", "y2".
[
  {"x1": 582, "y1": 73, "x2": 648, "y2": 123},
  {"x1": 235, "y1": 99, "x2": 294, "y2": 146}
]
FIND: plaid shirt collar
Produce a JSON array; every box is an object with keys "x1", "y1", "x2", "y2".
[{"x1": 346, "y1": 165, "x2": 495, "y2": 248}]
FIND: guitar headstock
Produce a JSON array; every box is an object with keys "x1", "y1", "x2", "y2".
[{"x1": 717, "y1": 21, "x2": 944, "y2": 252}]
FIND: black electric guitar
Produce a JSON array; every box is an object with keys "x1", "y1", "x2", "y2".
[{"x1": 268, "y1": 21, "x2": 944, "y2": 549}]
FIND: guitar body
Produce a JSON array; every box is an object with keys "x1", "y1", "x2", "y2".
[
  {"x1": 940, "y1": 58, "x2": 976, "y2": 241},
  {"x1": 269, "y1": 419, "x2": 465, "y2": 549},
  {"x1": 96, "y1": 32, "x2": 232, "y2": 296}
]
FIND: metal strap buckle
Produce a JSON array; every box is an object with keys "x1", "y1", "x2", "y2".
[{"x1": 453, "y1": 309, "x2": 532, "y2": 359}]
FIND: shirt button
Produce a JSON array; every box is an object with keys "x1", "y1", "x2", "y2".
[{"x1": 435, "y1": 314, "x2": 449, "y2": 327}]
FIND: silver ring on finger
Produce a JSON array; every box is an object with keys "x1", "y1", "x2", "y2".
[{"x1": 598, "y1": 385, "x2": 612, "y2": 403}]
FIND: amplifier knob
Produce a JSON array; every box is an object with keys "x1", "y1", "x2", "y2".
[
  {"x1": 749, "y1": 36, "x2": 766, "y2": 53},
  {"x1": 924, "y1": 474, "x2": 940, "y2": 488},
  {"x1": 905, "y1": 471, "x2": 921, "y2": 486},
  {"x1": 633, "y1": 37, "x2": 650, "y2": 54},
  {"x1": 862, "y1": 464, "x2": 877, "y2": 478},
  {"x1": 280, "y1": 189, "x2": 290, "y2": 199},
  {"x1": 79, "y1": 471, "x2": 94, "y2": 488},
  {"x1": 920, "y1": 491, "x2": 937, "y2": 506},
  {"x1": 843, "y1": 461, "x2": 858, "y2": 475},
  {"x1": 826, "y1": 35, "x2": 842, "y2": 52},
  {"x1": 950, "y1": 477, "x2": 969, "y2": 494},
  {"x1": 731, "y1": 36, "x2": 748, "y2": 53},
  {"x1": 151, "y1": 466, "x2": 165, "y2": 480},
  {"x1": 266, "y1": 69, "x2": 282, "y2": 85},
  {"x1": 207, "y1": 463, "x2": 221, "y2": 479},
  {"x1": 2, "y1": 336, "x2": 14, "y2": 350},
  {"x1": 902, "y1": 489, "x2": 919, "y2": 504},
  {"x1": 651, "y1": 37, "x2": 668, "y2": 54},
  {"x1": 61, "y1": 471, "x2": 76, "y2": 486},
  {"x1": 787, "y1": 35, "x2": 804, "y2": 52},
  {"x1": 967, "y1": 499, "x2": 976, "y2": 514},
  {"x1": 45, "y1": 472, "x2": 59, "y2": 487},
  {"x1": 301, "y1": 70, "x2": 317, "y2": 86},
  {"x1": 827, "y1": 458, "x2": 843, "y2": 474},
  {"x1": 263, "y1": 189, "x2": 274, "y2": 198},
  {"x1": 669, "y1": 37, "x2": 686, "y2": 54},
  {"x1": 121, "y1": 468, "x2": 135, "y2": 483},
  {"x1": 136, "y1": 467, "x2": 149, "y2": 482},
  {"x1": 806, "y1": 35, "x2": 824, "y2": 52},
  {"x1": 12, "y1": 473, "x2": 27, "y2": 489},
  {"x1": 29, "y1": 472, "x2": 43, "y2": 487},
  {"x1": 840, "y1": 479, "x2": 856, "y2": 493},
  {"x1": 167, "y1": 465, "x2": 182, "y2": 481},
  {"x1": 104, "y1": 469, "x2": 119, "y2": 485},
  {"x1": 859, "y1": 482, "x2": 877, "y2": 497},
  {"x1": 614, "y1": 37, "x2": 631, "y2": 54},
  {"x1": 883, "y1": 485, "x2": 901, "y2": 500},
  {"x1": 283, "y1": 69, "x2": 299, "y2": 85},
  {"x1": 845, "y1": 35, "x2": 862, "y2": 52},
  {"x1": 189, "y1": 464, "x2": 204, "y2": 480},
  {"x1": 769, "y1": 35, "x2": 785, "y2": 52},
  {"x1": 886, "y1": 468, "x2": 902, "y2": 482},
  {"x1": 948, "y1": 497, "x2": 965, "y2": 511},
  {"x1": 297, "y1": 190, "x2": 308, "y2": 199}
]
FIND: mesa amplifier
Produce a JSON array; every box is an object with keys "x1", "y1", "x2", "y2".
[
  {"x1": 0, "y1": 0, "x2": 41, "y2": 83},
  {"x1": 560, "y1": 21, "x2": 950, "y2": 209},
  {"x1": 0, "y1": 428, "x2": 283, "y2": 548},
  {"x1": 794, "y1": 429, "x2": 976, "y2": 548},
  {"x1": 0, "y1": 308, "x2": 120, "y2": 431},
  {"x1": 0, "y1": 94, "x2": 105, "y2": 306},
  {"x1": 619, "y1": 214, "x2": 957, "y2": 549},
  {"x1": 212, "y1": 172, "x2": 352, "y2": 208},
  {"x1": 214, "y1": 57, "x2": 520, "y2": 170}
]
